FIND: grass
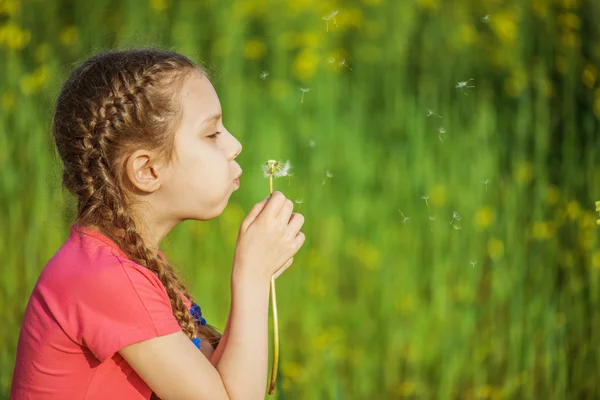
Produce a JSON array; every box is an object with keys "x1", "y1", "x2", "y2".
[{"x1": 1, "y1": 0, "x2": 599, "y2": 398}]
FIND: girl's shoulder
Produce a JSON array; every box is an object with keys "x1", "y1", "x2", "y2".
[{"x1": 38, "y1": 224, "x2": 167, "y2": 303}]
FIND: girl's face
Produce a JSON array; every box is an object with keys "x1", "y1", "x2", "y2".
[{"x1": 157, "y1": 72, "x2": 242, "y2": 221}]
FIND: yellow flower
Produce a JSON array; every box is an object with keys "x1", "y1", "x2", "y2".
[
  {"x1": 292, "y1": 49, "x2": 319, "y2": 82},
  {"x1": 592, "y1": 251, "x2": 600, "y2": 270},
  {"x1": 566, "y1": 201, "x2": 580, "y2": 220},
  {"x1": 20, "y1": 65, "x2": 49, "y2": 95},
  {"x1": 516, "y1": 162, "x2": 533, "y2": 185},
  {"x1": 546, "y1": 185, "x2": 560, "y2": 205},
  {"x1": 532, "y1": 221, "x2": 555, "y2": 240},
  {"x1": 59, "y1": 26, "x2": 79, "y2": 47},
  {"x1": 35, "y1": 43, "x2": 52, "y2": 63},
  {"x1": 458, "y1": 23, "x2": 477, "y2": 45},
  {"x1": 417, "y1": 0, "x2": 439, "y2": 11},
  {"x1": 2, "y1": 90, "x2": 16, "y2": 111},
  {"x1": 348, "y1": 238, "x2": 381, "y2": 270},
  {"x1": 243, "y1": 40, "x2": 267, "y2": 60},
  {"x1": 488, "y1": 238, "x2": 504, "y2": 260},
  {"x1": 0, "y1": 23, "x2": 31, "y2": 50},
  {"x1": 490, "y1": 11, "x2": 518, "y2": 44},
  {"x1": 475, "y1": 206, "x2": 496, "y2": 230},
  {"x1": 429, "y1": 185, "x2": 446, "y2": 207},
  {"x1": 150, "y1": 0, "x2": 170, "y2": 12},
  {"x1": 0, "y1": 0, "x2": 20, "y2": 17}
]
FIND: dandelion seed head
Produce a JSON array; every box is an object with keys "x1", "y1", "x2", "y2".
[{"x1": 263, "y1": 159, "x2": 292, "y2": 179}]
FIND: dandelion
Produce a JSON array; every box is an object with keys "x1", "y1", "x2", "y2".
[
  {"x1": 482, "y1": 179, "x2": 489, "y2": 194},
  {"x1": 302, "y1": 139, "x2": 316, "y2": 149},
  {"x1": 339, "y1": 58, "x2": 353, "y2": 71},
  {"x1": 295, "y1": 199, "x2": 304, "y2": 212},
  {"x1": 300, "y1": 88, "x2": 310, "y2": 104},
  {"x1": 426, "y1": 109, "x2": 442, "y2": 118},
  {"x1": 470, "y1": 260, "x2": 477, "y2": 267},
  {"x1": 260, "y1": 71, "x2": 270, "y2": 80},
  {"x1": 456, "y1": 79, "x2": 475, "y2": 95},
  {"x1": 398, "y1": 210, "x2": 410, "y2": 224},
  {"x1": 450, "y1": 211, "x2": 462, "y2": 229},
  {"x1": 322, "y1": 170, "x2": 334, "y2": 186},
  {"x1": 323, "y1": 10, "x2": 339, "y2": 32},
  {"x1": 262, "y1": 159, "x2": 295, "y2": 394},
  {"x1": 421, "y1": 195, "x2": 430, "y2": 208},
  {"x1": 438, "y1": 127, "x2": 446, "y2": 141}
]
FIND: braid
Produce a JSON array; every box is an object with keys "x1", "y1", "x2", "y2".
[{"x1": 53, "y1": 50, "x2": 222, "y2": 367}]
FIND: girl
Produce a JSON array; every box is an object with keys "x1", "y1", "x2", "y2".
[{"x1": 10, "y1": 49, "x2": 305, "y2": 400}]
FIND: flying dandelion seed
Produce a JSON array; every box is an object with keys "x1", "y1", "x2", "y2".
[
  {"x1": 421, "y1": 195, "x2": 430, "y2": 208},
  {"x1": 450, "y1": 211, "x2": 462, "y2": 225},
  {"x1": 453, "y1": 223, "x2": 462, "y2": 230},
  {"x1": 300, "y1": 88, "x2": 310, "y2": 104},
  {"x1": 328, "y1": 57, "x2": 336, "y2": 64},
  {"x1": 438, "y1": 127, "x2": 447, "y2": 141},
  {"x1": 482, "y1": 15, "x2": 490, "y2": 22},
  {"x1": 482, "y1": 179, "x2": 489, "y2": 194},
  {"x1": 456, "y1": 79, "x2": 475, "y2": 95},
  {"x1": 323, "y1": 10, "x2": 339, "y2": 32},
  {"x1": 295, "y1": 199, "x2": 304, "y2": 212},
  {"x1": 260, "y1": 71, "x2": 270, "y2": 80},
  {"x1": 470, "y1": 260, "x2": 477, "y2": 267},
  {"x1": 339, "y1": 59, "x2": 353, "y2": 71},
  {"x1": 322, "y1": 170, "x2": 334, "y2": 186},
  {"x1": 398, "y1": 210, "x2": 410, "y2": 224},
  {"x1": 302, "y1": 139, "x2": 316, "y2": 149},
  {"x1": 429, "y1": 216, "x2": 436, "y2": 221},
  {"x1": 426, "y1": 109, "x2": 442, "y2": 118}
]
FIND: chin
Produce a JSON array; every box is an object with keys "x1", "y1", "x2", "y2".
[{"x1": 187, "y1": 199, "x2": 230, "y2": 221}]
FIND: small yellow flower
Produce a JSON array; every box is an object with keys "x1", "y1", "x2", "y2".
[
  {"x1": 592, "y1": 251, "x2": 600, "y2": 270},
  {"x1": 429, "y1": 185, "x2": 446, "y2": 207},
  {"x1": 516, "y1": 162, "x2": 533, "y2": 185},
  {"x1": 488, "y1": 238, "x2": 505, "y2": 260},
  {"x1": 566, "y1": 201, "x2": 581, "y2": 220},
  {"x1": 475, "y1": 206, "x2": 496, "y2": 230},
  {"x1": 546, "y1": 185, "x2": 560, "y2": 205},
  {"x1": 59, "y1": 26, "x2": 79, "y2": 47},
  {"x1": 243, "y1": 39, "x2": 267, "y2": 60}
]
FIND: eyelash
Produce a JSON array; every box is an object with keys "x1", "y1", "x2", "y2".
[{"x1": 208, "y1": 132, "x2": 222, "y2": 139}]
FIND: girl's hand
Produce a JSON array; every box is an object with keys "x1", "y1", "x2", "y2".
[{"x1": 233, "y1": 191, "x2": 305, "y2": 283}]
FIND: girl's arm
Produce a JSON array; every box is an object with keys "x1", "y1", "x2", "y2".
[
  {"x1": 119, "y1": 272, "x2": 270, "y2": 400},
  {"x1": 209, "y1": 312, "x2": 230, "y2": 366}
]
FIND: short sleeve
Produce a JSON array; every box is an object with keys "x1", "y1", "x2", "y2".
[{"x1": 70, "y1": 256, "x2": 182, "y2": 362}]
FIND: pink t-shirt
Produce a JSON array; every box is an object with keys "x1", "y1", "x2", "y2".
[{"x1": 10, "y1": 224, "x2": 186, "y2": 399}]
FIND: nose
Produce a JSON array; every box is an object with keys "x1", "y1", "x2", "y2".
[{"x1": 230, "y1": 137, "x2": 242, "y2": 160}]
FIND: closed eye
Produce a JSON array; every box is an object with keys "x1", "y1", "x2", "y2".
[{"x1": 207, "y1": 132, "x2": 222, "y2": 139}]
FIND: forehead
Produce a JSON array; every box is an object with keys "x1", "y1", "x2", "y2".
[{"x1": 179, "y1": 73, "x2": 221, "y2": 121}]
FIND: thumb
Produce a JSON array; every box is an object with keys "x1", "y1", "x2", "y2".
[{"x1": 240, "y1": 195, "x2": 271, "y2": 232}]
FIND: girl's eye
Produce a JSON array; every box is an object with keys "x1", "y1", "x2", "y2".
[{"x1": 208, "y1": 132, "x2": 222, "y2": 139}]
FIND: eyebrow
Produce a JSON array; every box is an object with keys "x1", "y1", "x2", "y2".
[{"x1": 200, "y1": 113, "x2": 222, "y2": 127}]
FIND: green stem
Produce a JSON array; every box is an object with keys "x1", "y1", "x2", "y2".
[{"x1": 268, "y1": 176, "x2": 279, "y2": 395}]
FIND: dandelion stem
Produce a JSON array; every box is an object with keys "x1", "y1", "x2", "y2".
[{"x1": 268, "y1": 175, "x2": 279, "y2": 395}]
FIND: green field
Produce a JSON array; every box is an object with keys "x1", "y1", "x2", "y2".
[{"x1": 1, "y1": 0, "x2": 599, "y2": 398}]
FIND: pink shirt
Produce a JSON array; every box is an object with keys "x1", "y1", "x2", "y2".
[{"x1": 10, "y1": 224, "x2": 185, "y2": 399}]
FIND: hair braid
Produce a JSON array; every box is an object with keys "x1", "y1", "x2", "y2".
[{"x1": 53, "y1": 51, "x2": 222, "y2": 373}]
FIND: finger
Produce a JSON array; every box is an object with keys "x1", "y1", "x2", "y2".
[
  {"x1": 277, "y1": 198, "x2": 294, "y2": 223},
  {"x1": 260, "y1": 191, "x2": 287, "y2": 220},
  {"x1": 284, "y1": 213, "x2": 305, "y2": 239},
  {"x1": 292, "y1": 232, "x2": 306, "y2": 253},
  {"x1": 273, "y1": 257, "x2": 294, "y2": 280},
  {"x1": 240, "y1": 197, "x2": 270, "y2": 232}
]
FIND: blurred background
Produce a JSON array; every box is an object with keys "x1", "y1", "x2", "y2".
[{"x1": 1, "y1": 0, "x2": 599, "y2": 398}]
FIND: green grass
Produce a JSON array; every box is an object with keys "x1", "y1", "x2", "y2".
[{"x1": 1, "y1": 0, "x2": 599, "y2": 398}]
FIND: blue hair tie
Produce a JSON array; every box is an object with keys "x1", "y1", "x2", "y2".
[{"x1": 189, "y1": 302, "x2": 207, "y2": 350}]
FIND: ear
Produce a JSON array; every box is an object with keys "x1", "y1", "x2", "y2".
[{"x1": 125, "y1": 150, "x2": 161, "y2": 193}]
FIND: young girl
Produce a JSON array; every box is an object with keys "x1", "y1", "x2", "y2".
[{"x1": 10, "y1": 49, "x2": 305, "y2": 400}]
